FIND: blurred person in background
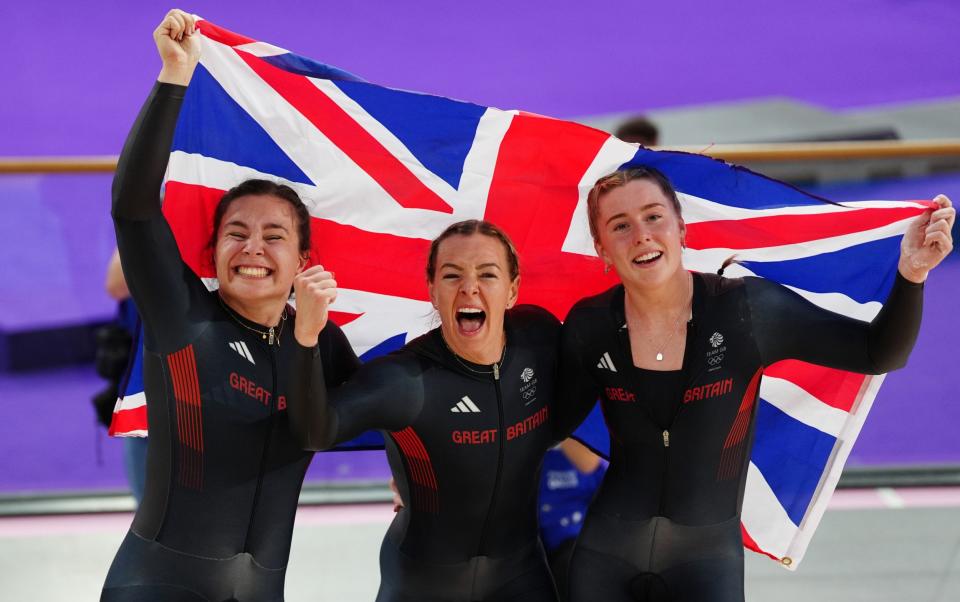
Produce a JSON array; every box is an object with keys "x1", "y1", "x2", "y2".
[
  {"x1": 538, "y1": 438, "x2": 606, "y2": 601},
  {"x1": 94, "y1": 249, "x2": 148, "y2": 505},
  {"x1": 615, "y1": 116, "x2": 659, "y2": 147}
]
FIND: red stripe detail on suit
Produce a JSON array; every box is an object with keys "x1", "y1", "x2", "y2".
[
  {"x1": 390, "y1": 427, "x2": 439, "y2": 513},
  {"x1": 717, "y1": 368, "x2": 763, "y2": 481},
  {"x1": 167, "y1": 345, "x2": 204, "y2": 489}
]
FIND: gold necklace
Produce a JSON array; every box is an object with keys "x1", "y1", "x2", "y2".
[
  {"x1": 218, "y1": 295, "x2": 287, "y2": 345},
  {"x1": 649, "y1": 307, "x2": 689, "y2": 362},
  {"x1": 440, "y1": 333, "x2": 506, "y2": 380},
  {"x1": 627, "y1": 274, "x2": 692, "y2": 362}
]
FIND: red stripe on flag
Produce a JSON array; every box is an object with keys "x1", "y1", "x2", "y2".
[
  {"x1": 741, "y1": 523, "x2": 779, "y2": 561},
  {"x1": 329, "y1": 311, "x2": 364, "y2": 327},
  {"x1": 165, "y1": 180, "x2": 612, "y2": 318},
  {"x1": 235, "y1": 51, "x2": 454, "y2": 214},
  {"x1": 197, "y1": 20, "x2": 257, "y2": 47},
  {"x1": 164, "y1": 182, "x2": 434, "y2": 301},
  {"x1": 685, "y1": 206, "x2": 924, "y2": 250},
  {"x1": 163, "y1": 182, "x2": 223, "y2": 279},
  {"x1": 765, "y1": 360, "x2": 866, "y2": 413},
  {"x1": 482, "y1": 114, "x2": 619, "y2": 317},
  {"x1": 311, "y1": 218, "x2": 431, "y2": 301},
  {"x1": 108, "y1": 406, "x2": 148, "y2": 437}
]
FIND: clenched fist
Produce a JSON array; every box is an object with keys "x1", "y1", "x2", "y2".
[
  {"x1": 155, "y1": 9, "x2": 201, "y2": 86},
  {"x1": 293, "y1": 265, "x2": 338, "y2": 347}
]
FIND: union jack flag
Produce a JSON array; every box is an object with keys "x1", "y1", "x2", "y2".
[{"x1": 110, "y1": 19, "x2": 931, "y2": 569}]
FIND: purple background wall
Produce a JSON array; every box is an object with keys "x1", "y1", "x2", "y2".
[{"x1": 4, "y1": 0, "x2": 960, "y2": 157}]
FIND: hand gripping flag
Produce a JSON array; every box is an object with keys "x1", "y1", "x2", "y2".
[{"x1": 110, "y1": 19, "x2": 932, "y2": 568}]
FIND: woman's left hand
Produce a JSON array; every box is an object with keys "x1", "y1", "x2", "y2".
[
  {"x1": 899, "y1": 194, "x2": 955, "y2": 283},
  {"x1": 293, "y1": 265, "x2": 338, "y2": 347}
]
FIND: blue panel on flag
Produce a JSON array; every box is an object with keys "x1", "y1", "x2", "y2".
[
  {"x1": 261, "y1": 53, "x2": 365, "y2": 82},
  {"x1": 360, "y1": 333, "x2": 408, "y2": 361},
  {"x1": 571, "y1": 402, "x2": 609, "y2": 457},
  {"x1": 121, "y1": 331, "x2": 144, "y2": 397},
  {"x1": 621, "y1": 149, "x2": 826, "y2": 210},
  {"x1": 742, "y1": 236, "x2": 900, "y2": 304},
  {"x1": 751, "y1": 399, "x2": 836, "y2": 526},
  {"x1": 333, "y1": 81, "x2": 485, "y2": 190},
  {"x1": 329, "y1": 429, "x2": 385, "y2": 449},
  {"x1": 172, "y1": 65, "x2": 313, "y2": 185}
]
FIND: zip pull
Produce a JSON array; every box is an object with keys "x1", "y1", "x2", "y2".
[
  {"x1": 268, "y1": 327, "x2": 275, "y2": 346},
  {"x1": 662, "y1": 430, "x2": 670, "y2": 448},
  {"x1": 492, "y1": 362, "x2": 500, "y2": 380}
]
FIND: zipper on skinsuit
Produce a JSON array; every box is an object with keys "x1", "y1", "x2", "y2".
[
  {"x1": 476, "y1": 366, "x2": 505, "y2": 556},
  {"x1": 243, "y1": 342, "x2": 279, "y2": 552},
  {"x1": 658, "y1": 425, "x2": 672, "y2": 515},
  {"x1": 657, "y1": 316, "x2": 698, "y2": 516}
]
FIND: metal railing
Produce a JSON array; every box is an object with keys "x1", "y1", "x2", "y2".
[{"x1": 2, "y1": 139, "x2": 960, "y2": 174}]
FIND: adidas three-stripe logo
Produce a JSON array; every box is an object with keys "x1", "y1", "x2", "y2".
[
  {"x1": 597, "y1": 352, "x2": 617, "y2": 372},
  {"x1": 229, "y1": 341, "x2": 256, "y2": 365},
  {"x1": 450, "y1": 396, "x2": 481, "y2": 413}
]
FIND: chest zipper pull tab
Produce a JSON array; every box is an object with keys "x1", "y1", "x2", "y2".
[
  {"x1": 268, "y1": 327, "x2": 275, "y2": 346},
  {"x1": 492, "y1": 362, "x2": 500, "y2": 380},
  {"x1": 662, "y1": 430, "x2": 670, "y2": 448}
]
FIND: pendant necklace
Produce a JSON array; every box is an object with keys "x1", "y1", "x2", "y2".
[
  {"x1": 628, "y1": 273, "x2": 692, "y2": 362},
  {"x1": 218, "y1": 295, "x2": 287, "y2": 345},
  {"x1": 440, "y1": 333, "x2": 506, "y2": 380}
]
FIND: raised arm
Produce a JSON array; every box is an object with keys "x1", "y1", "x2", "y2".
[
  {"x1": 749, "y1": 195, "x2": 954, "y2": 372},
  {"x1": 747, "y1": 273, "x2": 922, "y2": 373},
  {"x1": 113, "y1": 10, "x2": 199, "y2": 220},
  {"x1": 111, "y1": 10, "x2": 202, "y2": 349}
]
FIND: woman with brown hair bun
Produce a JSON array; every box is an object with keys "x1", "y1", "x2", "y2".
[{"x1": 290, "y1": 219, "x2": 564, "y2": 601}]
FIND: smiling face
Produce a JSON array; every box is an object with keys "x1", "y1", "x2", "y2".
[
  {"x1": 593, "y1": 179, "x2": 687, "y2": 289},
  {"x1": 214, "y1": 194, "x2": 307, "y2": 315},
  {"x1": 428, "y1": 233, "x2": 519, "y2": 365}
]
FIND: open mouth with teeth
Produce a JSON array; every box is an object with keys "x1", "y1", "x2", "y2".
[
  {"x1": 455, "y1": 307, "x2": 486, "y2": 335},
  {"x1": 632, "y1": 251, "x2": 663, "y2": 266},
  {"x1": 235, "y1": 266, "x2": 273, "y2": 278}
]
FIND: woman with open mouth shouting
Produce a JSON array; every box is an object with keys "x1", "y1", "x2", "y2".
[
  {"x1": 555, "y1": 167, "x2": 954, "y2": 602},
  {"x1": 102, "y1": 10, "x2": 359, "y2": 601},
  {"x1": 289, "y1": 219, "x2": 563, "y2": 601}
]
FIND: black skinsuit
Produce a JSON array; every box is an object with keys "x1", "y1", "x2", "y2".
[
  {"x1": 287, "y1": 306, "x2": 562, "y2": 601},
  {"x1": 557, "y1": 271, "x2": 922, "y2": 602},
  {"x1": 102, "y1": 82, "x2": 360, "y2": 601}
]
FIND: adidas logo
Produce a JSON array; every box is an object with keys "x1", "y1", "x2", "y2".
[
  {"x1": 229, "y1": 341, "x2": 256, "y2": 365},
  {"x1": 597, "y1": 352, "x2": 617, "y2": 372},
  {"x1": 450, "y1": 396, "x2": 481, "y2": 413}
]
